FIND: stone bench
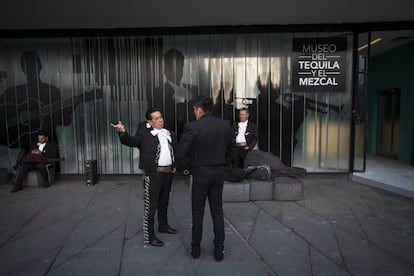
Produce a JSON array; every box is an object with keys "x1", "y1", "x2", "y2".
[
  {"x1": 23, "y1": 171, "x2": 45, "y2": 187},
  {"x1": 273, "y1": 176, "x2": 304, "y2": 201},
  {"x1": 22, "y1": 162, "x2": 56, "y2": 188},
  {"x1": 222, "y1": 176, "x2": 304, "y2": 202},
  {"x1": 249, "y1": 179, "x2": 273, "y2": 201},
  {"x1": 223, "y1": 179, "x2": 250, "y2": 202}
]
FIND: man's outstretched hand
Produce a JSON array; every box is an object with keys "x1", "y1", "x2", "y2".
[{"x1": 110, "y1": 121, "x2": 126, "y2": 133}]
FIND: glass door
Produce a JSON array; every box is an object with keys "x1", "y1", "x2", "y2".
[{"x1": 377, "y1": 88, "x2": 400, "y2": 159}]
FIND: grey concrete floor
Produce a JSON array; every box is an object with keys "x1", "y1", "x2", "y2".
[
  {"x1": 1, "y1": 175, "x2": 414, "y2": 276},
  {"x1": 352, "y1": 155, "x2": 414, "y2": 199}
]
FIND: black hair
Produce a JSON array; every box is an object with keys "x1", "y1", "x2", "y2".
[
  {"x1": 193, "y1": 96, "x2": 213, "y2": 113},
  {"x1": 37, "y1": 130, "x2": 48, "y2": 137},
  {"x1": 145, "y1": 108, "x2": 163, "y2": 120}
]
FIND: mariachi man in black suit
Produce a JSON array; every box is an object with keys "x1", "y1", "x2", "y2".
[
  {"x1": 11, "y1": 130, "x2": 58, "y2": 193},
  {"x1": 176, "y1": 96, "x2": 236, "y2": 262},
  {"x1": 111, "y1": 108, "x2": 177, "y2": 247},
  {"x1": 232, "y1": 107, "x2": 258, "y2": 168}
]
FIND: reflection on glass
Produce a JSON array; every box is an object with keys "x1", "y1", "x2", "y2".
[{"x1": 0, "y1": 33, "x2": 353, "y2": 173}]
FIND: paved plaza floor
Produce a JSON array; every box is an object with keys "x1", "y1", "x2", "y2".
[{"x1": 1, "y1": 175, "x2": 414, "y2": 276}]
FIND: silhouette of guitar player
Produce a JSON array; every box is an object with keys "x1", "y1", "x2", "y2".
[{"x1": 0, "y1": 51, "x2": 102, "y2": 150}]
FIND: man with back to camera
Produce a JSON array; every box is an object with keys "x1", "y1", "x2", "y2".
[
  {"x1": 11, "y1": 130, "x2": 58, "y2": 193},
  {"x1": 176, "y1": 96, "x2": 236, "y2": 261},
  {"x1": 111, "y1": 108, "x2": 178, "y2": 247}
]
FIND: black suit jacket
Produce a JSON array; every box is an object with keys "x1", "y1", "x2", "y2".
[
  {"x1": 176, "y1": 114, "x2": 236, "y2": 171},
  {"x1": 30, "y1": 139, "x2": 58, "y2": 158},
  {"x1": 232, "y1": 120, "x2": 258, "y2": 150},
  {"x1": 119, "y1": 127, "x2": 177, "y2": 173},
  {"x1": 134, "y1": 121, "x2": 151, "y2": 136}
]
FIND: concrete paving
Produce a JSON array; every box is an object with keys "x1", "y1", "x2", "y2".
[
  {"x1": 352, "y1": 155, "x2": 414, "y2": 199},
  {"x1": 1, "y1": 174, "x2": 414, "y2": 276}
]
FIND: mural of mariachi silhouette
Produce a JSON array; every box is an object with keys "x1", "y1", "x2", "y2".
[
  {"x1": 0, "y1": 51, "x2": 101, "y2": 151},
  {"x1": 147, "y1": 48, "x2": 198, "y2": 139}
]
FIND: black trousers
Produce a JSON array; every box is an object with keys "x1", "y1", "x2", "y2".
[
  {"x1": 143, "y1": 172, "x2": 173, "y2": 243},
  {"x1": 15, "y1": 162, "x2": 48, "y2": 187},
  {"x1": 234, "y1": 146, "x2": 248, "y2": 168},
  {"x1": 191, "y1": 166, "x2": 225, "y2": 246}
]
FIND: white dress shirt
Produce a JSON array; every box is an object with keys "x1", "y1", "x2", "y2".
[
  {"x1": 236, "y1": 120, "x2": 248, "y2": 144},
  {"x1": 150, "y1": 128, "x2": 173, "y2": 166},
  {"x1": 37, "y1": 142, "x2": 46, "y2": 152}
]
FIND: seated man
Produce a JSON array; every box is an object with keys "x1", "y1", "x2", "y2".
[
  {"x1": 232, "y1": 107, "x2": 258, "y2": 168},
  {"x1": 11, "y1": 131, "x2": 58, "y2": 193},
  {"x1": 224, "y1": 108, "x2": 258, "y2": 182}
]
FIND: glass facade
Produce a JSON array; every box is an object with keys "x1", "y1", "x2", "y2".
[{"x1": 0, "y1": 32, "x2": 354, "y2": 174}]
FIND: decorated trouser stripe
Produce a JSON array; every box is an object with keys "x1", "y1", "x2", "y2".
[
  {"x1": 142, "y1": 172, "x2": 173, "y2": 244},
  {"x1": 143, "y1": 175, "x2": 151, "y2": 243}
]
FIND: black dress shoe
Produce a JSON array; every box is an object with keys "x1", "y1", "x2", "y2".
[
  {"x1": 43, "y1": 182, "x2": 50, "y2": 188},
  {"x1": 214, "y1": 244, "x2": 224, "y2": 262},
  {"x1": 149, "y1": 238, "x2": 164, "y2": 247},
  {"x1": 159, "y1": 226, "x2": 178, "y2": 234},
  {"x1": 249, "y1": 164, "x2": 271, "y2": 181},
  {"x1": 10, "y1": 185, "x2": 23, "y2": 193},
  {"x1": 191, "y1": 243, "x2": 200, "y2": 259},
  {"x1": 241, "y1": 166, "x2": 257, "y2": 178}
]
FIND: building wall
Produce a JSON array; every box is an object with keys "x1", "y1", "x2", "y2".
[{"x1": 0, "y1": 33, "x2": 354, "y2": 174}]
